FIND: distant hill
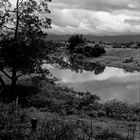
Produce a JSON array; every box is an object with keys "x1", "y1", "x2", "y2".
[{"x1": 47, "y1": 34, "x2": 140, "y2": 43}]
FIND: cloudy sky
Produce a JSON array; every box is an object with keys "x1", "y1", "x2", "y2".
[
  {"x1": 10, "y1": 0, "x2": 140, "y2": 35},
  {"x1": 47, "y1": 0, "x2": 140, "y2": 35}
]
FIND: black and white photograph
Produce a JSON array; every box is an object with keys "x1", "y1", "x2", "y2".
[{"x1": 0, "y1": 0, "x2": 140, "y2": 139}]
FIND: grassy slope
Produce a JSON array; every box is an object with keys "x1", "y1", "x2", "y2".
[{"x1": 1, "y1": 76, "x2": 140, "y2": 139}]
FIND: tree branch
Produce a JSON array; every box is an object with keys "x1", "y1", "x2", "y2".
[
  {"x1": 18, "y1": 0, "x2": 24, "y2": 7},
  {"x1": 3, "y1": 25, "x2": 15, "y2": 31},
  {"x1": 7, "y1": 10, "x2": 16, "y2": 13},
  {"x1": 0, "y1": 75, "x2": 7, "y2": 90},
  {"x1": 0, "y1": 70, "x2": 12, "y2": 79},
  {"x1": 1, "y1": 2, "x2": 7, "y2": 11},
  {"x1": 16, "y1": 73, "x2": 24, "y2": 79},
  {"x1": 14, "y1": 0, "x2": 20, "y2": 40}
]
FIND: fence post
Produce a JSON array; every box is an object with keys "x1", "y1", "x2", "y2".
[{"x1": 31, "y1": 118, "x2": 37, "y2": 131}]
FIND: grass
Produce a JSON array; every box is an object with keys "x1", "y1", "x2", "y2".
[
  {"x1": 86, "y1": 48, "x2": 140, "y2": 71},
  {"x1": 1, "y1": 78, "x2": 139, "y2": 139},
  {"x1": 0, "y1": 101, "x2": 139, "y2": 140},
  {"x1": 1, "y1": 47, "x2": 140, "y2": 139}
]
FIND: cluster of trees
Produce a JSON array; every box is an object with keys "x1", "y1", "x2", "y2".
[
  {"x1": 0, "y1": 1, "x2": 105, "y2": 100},
  {"x1": 67, "y1": 35, "x2": 86, "y2": 52},
  {"x1": 0, "y1": 0, "x2": 52, "y2": 98},
  {"x1": 67, "y1": 35, "x2": 106, "y2": 57}
]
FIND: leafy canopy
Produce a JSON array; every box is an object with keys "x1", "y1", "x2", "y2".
[
  {"x1": 68, "y1": 35, "x2": 87, "y2": 52},
  {"x1": 0, "y1": 0, "x2": 52, "y2": 95}
]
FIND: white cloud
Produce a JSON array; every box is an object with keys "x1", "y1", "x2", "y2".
[
  {"x1": 128, "y1": 3, "x2": 137, "y2": 9},
  {"x1": 8, "y1": 0, "x2": 140, "y2": 35},
  {"x1": 49, "y1": 7, "x2": 140, "y2": 35}
]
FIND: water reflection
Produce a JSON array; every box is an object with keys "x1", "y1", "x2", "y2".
[
  {"x1": 69, "y1": 56, "x2": 105, "y2": 75},
  {"x1": 43, "y1": 57, "x2": 140, "y2": 103}
]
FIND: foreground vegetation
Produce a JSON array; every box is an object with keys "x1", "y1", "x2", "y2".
[{"x1": 0, "y1": 77, "x2": 140, "y2": 140}]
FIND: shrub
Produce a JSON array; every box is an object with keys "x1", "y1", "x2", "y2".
[
  {"x1": 73, "y1": 44, "x2": 106, "y2": 57},
  {"x1": 91, "y1": 44, "x2": 106, "y2": 57},
  {"x1": 104, "y1": 99, "x2": 135, "y2": 120}
]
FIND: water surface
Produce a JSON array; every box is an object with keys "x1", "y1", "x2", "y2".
[{"x1": 44, "y1": 63, "x2": 140, "y2": 103}]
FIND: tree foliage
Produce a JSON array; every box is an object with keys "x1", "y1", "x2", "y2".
[
  {"x1": 67, "y1": 35, "x2": 106, "y2": 57},
  {"x1": 0, "y1": 0, "x2": 51, "y2": 98},
  {"x1": 68, "y1": 35, "x2": 87, "y2": 52}
]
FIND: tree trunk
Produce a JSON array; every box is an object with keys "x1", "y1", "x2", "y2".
[
  {"x1": 0, "y1": 76, "x2": 6, "y2": 90},
  {"x1": 10, "y1": 0, "x2": 19, "y2": 99},
  {"x1": 11, "y1": 67, "x2": 17, "y2": 99},
  {"x1": 0, "y1": 75, "x2": 8, "y2": 99}
]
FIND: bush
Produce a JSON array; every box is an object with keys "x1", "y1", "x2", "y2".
[
  {"x1": 123, "y1": 57, "x2": 133, "y2": 63},
  {"x1": 79, "y1": 93, "x2": 100, "y2": 109},
  {"x1": 73, "y1": 44, "x2": 106, "y2": 57},
  {"x1": 91, "y1": 44, "x2": 106, "y2": 57},
  {"x1": 104, "y1": 99, "x2": 135, "y2": 120}
]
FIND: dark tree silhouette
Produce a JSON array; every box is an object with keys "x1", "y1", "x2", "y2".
[
  {"x1": 0, "y1": 0, "x2": 51, "y2": 98},
  {"x1": 67, "y1": 35, "x2": 87, "y2": 52}
]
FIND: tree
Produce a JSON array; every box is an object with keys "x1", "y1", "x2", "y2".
[
  {"x1": 0, "y1": 0, "x2": 51, "y2": 98},
  {"x1": 67, "y1": 35, "x2": 87, "y2": 52},
  {"x1": 78, "y1": 92, "x2": 100, "y2": 109}
]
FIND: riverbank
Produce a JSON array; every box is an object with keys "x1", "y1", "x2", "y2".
[{"x1": 87, "y1": 48, "x2": 140, "y2": 72}]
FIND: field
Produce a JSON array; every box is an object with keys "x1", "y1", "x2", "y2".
[{"x1": 87, "y1": 48, "x2": 140, "y2": 72}]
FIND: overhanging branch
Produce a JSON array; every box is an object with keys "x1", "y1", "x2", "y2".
[
  {"x1": 3, "y1": 25, "x2": 15, "y2": 31},
  {"x1": 0, "y1": 75, "x2": 6, "y2": 89},
  {"x1": 0, "y1": 70, "x2": 12, "y2": 79},
  {"x1": 18, "y1": 0, "x2": 24, "y2": 7},
  {"x1": 16, "y1": 73, "x2": 24, "y2": 79}
]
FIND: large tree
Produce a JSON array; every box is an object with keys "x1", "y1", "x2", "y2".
[
  {"x1": 67, "y1": 35, "x2": 87, "y2": 52},
  {"x1": 0, "y1": 0, "x2": 51, "y2": 98}
]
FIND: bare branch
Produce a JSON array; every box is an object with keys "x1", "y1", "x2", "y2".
[
  {"x1": 7, "y1": 10, "x2": 16, "y2": 13},
  {"x1": 3, "y1": 25, "x2": 15, "y2": 31},
  {"x1": 16, "y1": 73, "x2": 24, "y2": 79},
  {"x1": 18, "y1": 0, "x2": 24, "y2": 7},
  {"x1": 1, "y1": 2, "x2": 7, "y2": 11},
  {"x1": 0, "y1": 70, "x2": 12, "y2": 79},
  {"x1": 0, "y1": 75, "x2": 7, "y2": 89},
  {"x1": 14, "y1": 0, "x2": 20, "y2": 40}
]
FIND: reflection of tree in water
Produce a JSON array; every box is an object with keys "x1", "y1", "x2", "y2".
[{"x1": 69, "y1": 56, "x2": 105, "y2": 75}]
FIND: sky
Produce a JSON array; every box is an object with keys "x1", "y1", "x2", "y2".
[
  {"x1": 10, "y1": 0, "x2": 140, "y2": 35},
  {"x1": 48, "y1": 0, "x2": 140, "y2": 35}
]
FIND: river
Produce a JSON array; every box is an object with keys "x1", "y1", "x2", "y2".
[{"x1": 43, "y1": 60, "x2": 140, "y2": 103}]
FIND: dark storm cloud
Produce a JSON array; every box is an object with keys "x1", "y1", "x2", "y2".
[
  {"x1": 51, "y1": 0, "x2": 140, "y2": 11},
  {"x1": 125, "y1": 19, "x2": 140, "y2": 25}
]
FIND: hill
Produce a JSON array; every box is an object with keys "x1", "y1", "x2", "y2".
[{"x1": 47, "y1": 34, "x2": 140, "y2": 43}]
